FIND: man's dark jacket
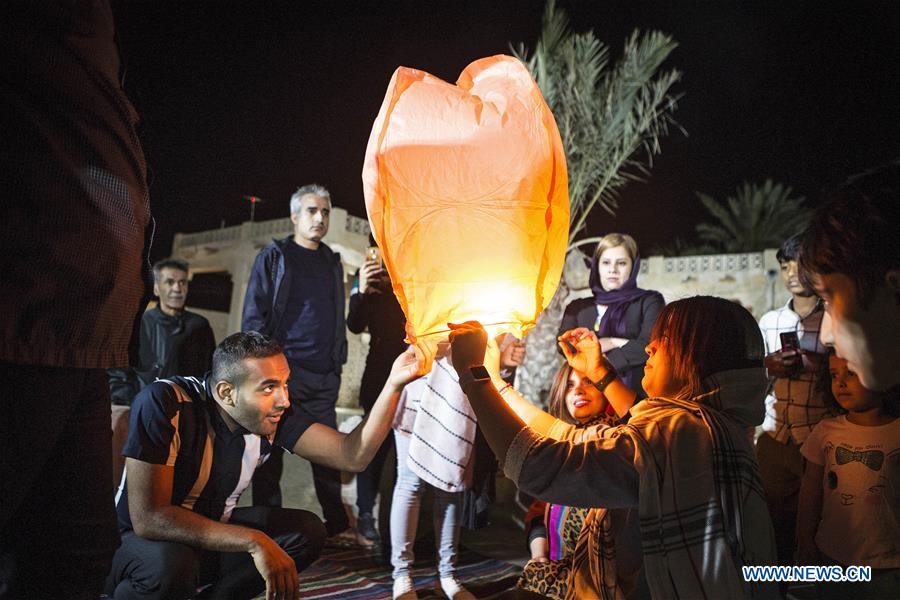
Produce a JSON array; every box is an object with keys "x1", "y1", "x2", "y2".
[
  {"x1": 109, "y1": 306, "x2": 215, "y2": 404},
  {"x1": 346, "y1": 277, "x2": 406, "y2": 411},
  {"x1": 241, "y1": 236, "x2": 347, "y2": 374}
]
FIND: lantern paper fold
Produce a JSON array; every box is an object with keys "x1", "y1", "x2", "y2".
[{"x1": 362, "y1": 55, "x2": 569, "y2": 351}]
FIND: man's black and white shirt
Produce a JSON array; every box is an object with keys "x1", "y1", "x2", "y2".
[{"x1": 115, "y1": 376, "x2": 315, "y2": 531}]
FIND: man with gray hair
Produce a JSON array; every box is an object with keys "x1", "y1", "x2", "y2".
[
  {"x1": 108, "y1": 258, "x2": 216, "y2": 405},
  {"x1": 242, "y1": 184, "x2": 353, "y2": 544}
]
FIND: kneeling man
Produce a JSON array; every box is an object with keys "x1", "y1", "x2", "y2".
[{"x1": 106, "y1": 331, "x2": 425, "y2": 600}]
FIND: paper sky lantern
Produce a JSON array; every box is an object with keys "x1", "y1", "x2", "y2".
[{"x1": 362, "y1": 54, "x2": 569, "y2": 351}]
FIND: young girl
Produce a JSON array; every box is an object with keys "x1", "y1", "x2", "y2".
[
  {"x1": 517, "y1": 363, "x2": 626, "y2": 599},
  {"x1": 448, "y1": 296, "x2": 780, "y2": 599},
  {"x1": 389, "y1": 354, "x2": 476, "y2": 600},
  {"x1": 798, "y1": 351, "x2": 900, "y2": 598}
]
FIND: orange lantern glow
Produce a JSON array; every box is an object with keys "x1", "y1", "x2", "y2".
[{"x1": 362, "y1": 55, "x2": 569, "y2": 352}]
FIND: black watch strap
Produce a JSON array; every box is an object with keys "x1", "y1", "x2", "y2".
[
  {"x1": 459, "y1": 365, "x2": 491, "y2": 391},
  {"x1": 591, "y1": 368, "x2": 617, "y2": 393}
]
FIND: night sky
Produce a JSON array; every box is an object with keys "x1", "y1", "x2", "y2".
[{"x1": 111, "y1": 1, "x2": 900, "y2": 262}]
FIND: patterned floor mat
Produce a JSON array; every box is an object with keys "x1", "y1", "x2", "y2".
[{"x1": 295, "y1": 545, "x2": 521, "y2": 599}]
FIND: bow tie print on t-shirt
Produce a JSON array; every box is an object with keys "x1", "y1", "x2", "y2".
[{"x1": 835, "y1": 446, "x2": 884, "y2": 471}]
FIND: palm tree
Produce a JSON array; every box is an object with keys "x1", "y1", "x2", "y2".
[
  {"x1": 511, "y1": 0, "x2": 683, "y2": 405},
  {"x1": 695, "y1": 179, "x2": 812, "y2": 253},
  {"x1": 512, "y1": 0, "x2": 682, "y2": 244}
]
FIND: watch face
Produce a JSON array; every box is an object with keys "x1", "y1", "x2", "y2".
[{"x1": 470, "y1": 365, "x2": 491, "y2": 380}]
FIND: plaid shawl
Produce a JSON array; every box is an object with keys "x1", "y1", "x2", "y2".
[{"x1": 541, "y1": 369, "x2": 780, "y2": 599}]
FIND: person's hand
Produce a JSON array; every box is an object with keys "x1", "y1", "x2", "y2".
[
  {"x1": 558, "y1": 328, "x2": 603, "y2": 379},
  {"x1": 358, "y1": 259, "x2": 386, "y2": 295},
  {"x1": 528, "y1": 536, "x2": 549, "y2": 563},
  {"x1": 764, "y1": 350, "x2": 802, "y2": 378},
  {"x1": 249, "y1": 532, "x2": 299, "y2": 600},
  {"x1": 500, "y1": 339, "x2": 526, "y2": 369},
  {"x1": 387, "y1": 346, "x2": 430, "y2": 390},
  {"x1": 447, "y1": 321, "x2": 488, "y2": 377}
]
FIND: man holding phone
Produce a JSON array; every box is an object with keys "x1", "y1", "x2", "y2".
[
  {"x1": 346, "y1": 239, "x2": 407, "y2": 547},
  {"x1": 756, "y1": 234, "x2": 832, "y2": 569}
]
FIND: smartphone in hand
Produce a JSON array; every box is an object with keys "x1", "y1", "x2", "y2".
[
  {"x1": 779, "y1": 331, "x2": 800, "y2": 353},
  {"x1": 366, "y1": 245, "x2": 382, "y2": 265}
]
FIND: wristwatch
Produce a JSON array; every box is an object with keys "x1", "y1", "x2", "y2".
[
  {"x1": 458, "y1": 365, "x2": 491, "y2": 391},
  {"x1": 591, "y1": 366, "x2": 618, "y2": 393}
]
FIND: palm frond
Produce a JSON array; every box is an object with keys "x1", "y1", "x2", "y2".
[
  {"x1": 515, "y1": 4, "x2": 683, "y2": 244},
  {"x1": 696, "y1": 179, "x2": 812, "y2": 252}
]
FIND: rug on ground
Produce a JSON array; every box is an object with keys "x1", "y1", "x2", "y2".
[{"x1": 296, "y1": 545, "x2": 521, "y2": 599}]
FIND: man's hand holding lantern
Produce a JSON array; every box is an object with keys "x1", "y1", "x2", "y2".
[
  {"x1": 387, "y1": 345, "x2": 433, "y2": 391},
  {"x1": 500, "y1": 337, "x2": 526, "y2": 369}
]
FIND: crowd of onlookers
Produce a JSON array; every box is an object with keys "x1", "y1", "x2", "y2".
[
  {"x1": 502, "y1": 217, "x2": 898, "y2": 600},
  {"x1": 2, "y1": 3, "x2": 897, "y2": 600}
]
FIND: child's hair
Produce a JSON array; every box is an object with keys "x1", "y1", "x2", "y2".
[
  {"x1": 650, "y1": 296, "x2": 765, "y2": 398},
  {"x1": 776, "y1": 234, "x2": 802, "y2": 264},
  {"x1": 547, "y1": 362, "x2": 579, "y2": 425}
]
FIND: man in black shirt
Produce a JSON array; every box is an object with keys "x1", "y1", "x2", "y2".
[
  {"x1": 106, "y1": 331, "x2": 426, "y2": 600},
  {"x1": 109, "y1": 259, "x2": 216, "y2": 404},
  {"x1": 242, "y1": 184, "x2": 352, "y2": 542}
]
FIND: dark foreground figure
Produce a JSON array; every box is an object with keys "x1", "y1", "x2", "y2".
[{"x1": 0, "y1": 2, "x2": 151, "y2": 598}]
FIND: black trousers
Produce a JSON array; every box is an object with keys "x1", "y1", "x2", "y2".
[
  {"x1": 354, "y1": 359, "x2": 395, "y2": 516},
  {"x1": 355, "y1": 433, "x2": 393, "y2": 515},
  {"x1": 252, "y1": 369, "x2": 349, "y2": 536},
  {"x1": 104, "y1": 506, "x2": 325, "y2": 600},
  {"x1": 0, "y1": 364, "x2": 120, "y2": 600}
]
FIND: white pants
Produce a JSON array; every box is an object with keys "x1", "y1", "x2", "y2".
[{"x1": 389, "y1": 431, "x2": 463, "y2": 578}]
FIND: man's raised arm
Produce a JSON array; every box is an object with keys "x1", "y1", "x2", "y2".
[{"x1": 292, "y1": 345, "x2": 430, "y2": 472}]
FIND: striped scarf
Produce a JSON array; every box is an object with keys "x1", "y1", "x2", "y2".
[{"x1": 396, "y1": 357, "x2": 477, "y2": 492}]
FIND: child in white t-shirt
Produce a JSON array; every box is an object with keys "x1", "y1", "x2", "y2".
[{"x1": 798, "y1": 351, "x2": 900, "y2": 598}]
